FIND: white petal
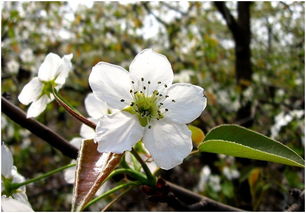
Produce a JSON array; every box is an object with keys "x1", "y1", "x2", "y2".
[
  {"x1": 26, "y1": 95, "x2": 52, "y2": 118},
  {"x1": 95, "y1": 111, "x2": 144, "y2": 153},
  {"x1": 38, "y1": 53, "x2": 62, "y2": 81},
  {"x1": 80, "y1": 123, "x2": 96, "y2": 139},
  {"x1": 143, "y1": 119, "x2": 192, "y2": 170},
  {"x1": 11, "y1": 166, "x2": 25, "y2": 185},
  {"x1": 1, "y1": 196, "x2": 34, "y2": 212},
  {"x1": 1, "y1": 143, "x2": 13, "y2": 178},
  {"x1": 85, "y1": 93, "x2": 109, "y2": 118},
  {"x1": 64, "y1": 160, "x2": 76, "y2": 184},
  {"x1": 54, "y1": 53, "x2": 73, "y2": 86},
  {"x1": 162, "y1": 83, "x2": 207, "y2": 124},
  {"x1": 18, "y1": 77, "x2": 43, "y2": 105},
  {"x1": 129, "y1": 49, "x2": 174, "y2": 95},
  {"x1": 70, "y1": 138, "x2": 83, "y2": 149},
  {"x1": 89, "y1": 62, "x2": 133, "y2": 109},
  {"x1": 12, "y1": 192, "x2": 31, "y2": 207}
]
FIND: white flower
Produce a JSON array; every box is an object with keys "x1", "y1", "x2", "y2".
[
  {"x1": 1, "y1": 196, "x2": 34, "y2": 212},
  {"x1": 222, "y1": 166, "x2": 240, "y2": 180},
  {"x1": 18, "y1": 53, "x2": 73, "y2": 118},
  {"x1": 1, "y1": 143, "x2": 32, "y2": 209},
  {"x1": 173, "y1": 70, "x2": 194, "y2": 83},
  {"x1": 20, "y1": 49, "x2": 34, "y2": 63},
  {"x1": 89, "y1": 49, "x2": 207, "y2": 170},
  {"x1": 7, "y1": 60, "x2": 20, "y2": 74}
]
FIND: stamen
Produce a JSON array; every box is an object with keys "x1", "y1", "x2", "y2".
[
  {"x1": 165, "y1": 108, "x2": 168, "y2": 111},
  {"x1": 148, "y1": 125, "x2": 151, "y2": 129},
  {"x1": 141, "y1": 77, "x2": 144, "y2": 81},
  {"x1": 158, "y1": 81, "x2": 161, "y2": 84},
  {"x1": 120, "y1": 99, "x2": 125, "y2": 102},
  {"x1": 148, "y1": 81, "x2": 151, "y2": 84},
  {"x1": 143, "y1": 86, "x2": 146, "y2": 90},
  {"x1": 159, "y1": 103, "x2": 163, "y2": 105},
  {"x1": 131, "y1": 81, "x2": 134, "y2": 84},
  {"x1": 130, "y1": 89, "x2": 133, "y2": 93},
  {"x1": 164, "y1": 84, "x2": 168, "y2": 88},
  {"x1": 130, "y1": 102, "x2": 134, "y2": 106},
  {"x1": 165, "y1": 95, "x2": 169, "y2": 98},
  {"x1": 172, "y1": 99, "x2": 175, "y2": 102}
]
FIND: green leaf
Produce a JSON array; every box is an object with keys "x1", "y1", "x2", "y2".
[{"x1": 198, "y1": 125, "x2": 305, "y2": 167}]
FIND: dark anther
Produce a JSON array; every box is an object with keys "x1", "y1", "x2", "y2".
[
  {"x1": 130, "y1": 102, "x2": 134, "y2": 106},
  {"x1": 131, "y1": 81, "x2": 135, "y2": 84},
  {"x1": 158, "y1": 81, "x2": 161, "y2": 84},
  {"x1": 148, "y1": 125, "x2": 151, "y2": 129},
  {"x1": 165, "y1": 108, "x2": 168, "y2": 111},
  {"x1": 164, "y1": 84, "x2": 168, "y2": 88},
  {"x1": 165, "y1": 95, "x2": 169, "y2": 98},
  {"x1": 160, "y1": 103, "x2": 163, "y2": 105},
  {"x1": 148, "y1": 81, "x2": 151, "y2": 84},
  {"x1": 120, "y1": 99, "x2": 125, "y2": 102},
  {"x1": 130, "y1": 89, "x2": 133, "y2": 93},
  {"x1": 172, "y1": 100, "x2": 175, "y2": 102},
  {"x1": 141, "y1": 77, "x2": 144, "y2": 81},
  {"x1": 134, "y1": 91, "x2": 137, "y2": 94},
  {"x1": 159, "y1": 94, "x2": 162, "y2": 96},
  {"x1": 143, "y1": 86, "x2": 146, "y2": 90}
]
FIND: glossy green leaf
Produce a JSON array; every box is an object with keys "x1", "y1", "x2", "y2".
[{"x1": 198, "y1": 125, "x2": 304, "y2": 167}]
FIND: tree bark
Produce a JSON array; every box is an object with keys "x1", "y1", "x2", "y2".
[{"x1": 215, "y1": 2, "x2": 253, "y2": 127}]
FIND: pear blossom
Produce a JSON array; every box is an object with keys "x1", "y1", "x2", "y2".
[
  {"x1": 1, "y1": 143, "x2": 32, "y2": 209},
  {"x1": 89, "y1": 49, "x2": 207, "y2": 170},
  {"x1": 18, "y1": 52, "x2": 73, "y2": 118}
]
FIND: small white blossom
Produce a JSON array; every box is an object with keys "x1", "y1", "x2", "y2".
[
  {"x1": 89, "y1": 49, "x2": 207, "y2": 170},
  {"x1": 7, "y1": 60, "x2": 20, "y2": 74},
  {"x1": 18, "y1": 53, "x2": 73, "y2": 118},
  {"x1": 1, "y1": 143, "x2": 32, "y2": 209},
  {"x1": 222, "y1": 166, "x2": 240, "y2": 180},
  {"x1": 270, "y1": 110, "x2": 304, "y2": 139},
  {"x1": 20, "y1": 49, "x2": 34, "y2": 63},
  {"x1": 173, "y1": 70, "x2": 194, "y2": 83}
]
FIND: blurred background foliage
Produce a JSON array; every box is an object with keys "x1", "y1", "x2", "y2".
[{"x1": 1, "y1": 1, "x2": 304, "y2": 211}]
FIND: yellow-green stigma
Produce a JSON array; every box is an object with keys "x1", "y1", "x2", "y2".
[{"x1": 124, "y1": 91, "x2": 164, "y2": 127}]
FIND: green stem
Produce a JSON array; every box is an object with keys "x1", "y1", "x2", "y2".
[
  {"x1": 52, "y1": 88, "x2": 96, "y2": 129},
  {"x1": 12, "y1": 163, "x2": 76, "y2": 189},
  {"x1": 131, "y1": 148, "x2": 156, "y2": 186},
  {"x1": 108, "y1": 168, "x2": 148, "y2": 184},
  {"x1": 101, "y1": 185, "x2": 133, "y2": 211},
  {"x1": 83, "y1": 181, "x2": 140, "y2": 210}
]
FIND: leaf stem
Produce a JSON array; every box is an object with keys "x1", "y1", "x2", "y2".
[
  {"x1": 101, "y1": 185, "x2": 133, "y2": 211},
  {"x1": 83, "y1": 181, "x2": 140, "y2": 210},
  {"x1": 52, "y1": 88, "x2": 96, "y2": 129},
  {"x1": 131, "y1": 148, "x2": 156, "y2": 186},
  {"x1": 12, "y1": 163, "x2": 76, "y2": 189}
]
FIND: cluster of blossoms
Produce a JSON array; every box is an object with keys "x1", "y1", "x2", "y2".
[
  {"x1": 18, "y1": 49, "x2": 206, "y2": 171},
  {"x1": 1, "y1": 143, "x2": 33, "y2": 212}
]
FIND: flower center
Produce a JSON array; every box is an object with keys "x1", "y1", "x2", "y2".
[
  {"x1": 124, "y1": 91, "x2": 164, "y2": 127},
  {"x1": 41, "y1": 80, "x2": 57, "y2": 98}
]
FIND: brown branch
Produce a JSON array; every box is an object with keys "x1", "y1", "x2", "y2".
[
  {"x1": 2, "y1": 96, "x2": 244, "y2": 211},
  {"x1": 1, "y1": 96, "x2": 78, "y2": 159},
  {"x1": 214, "y1": 2, "x2": 239, "y2": 39}
]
